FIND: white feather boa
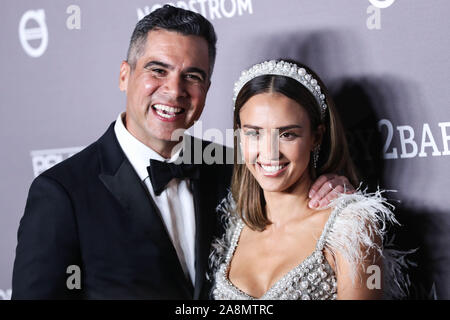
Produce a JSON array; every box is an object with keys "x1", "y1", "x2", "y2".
[
  {"x1": 208, "y1": 189, "x2": 416, "y2": 299},
  {"x1": 324, "y1": 189, "x2": 416, "y2": 299},
  {"x1": 208, "y1": 192, "x2": 240, "y2": 282}
]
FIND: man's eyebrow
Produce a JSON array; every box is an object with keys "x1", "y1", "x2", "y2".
[
  {"x1": 143, "y1": 60, "x2": 172, "y2": 69},
  {"x1": 143, "y1": 61, "x2": 207, "y2": 80},
  {"x1": 185, "y1": 67, "x2": 207, "y2": 80}
]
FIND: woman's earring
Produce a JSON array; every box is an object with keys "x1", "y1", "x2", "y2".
[{"x1": 313, "y1": 145, "x2": 321, "y2": 169}]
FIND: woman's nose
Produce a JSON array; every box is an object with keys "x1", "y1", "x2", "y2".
[{"x1": 259, "y1": 131, "x2": 280, "y2": 162}]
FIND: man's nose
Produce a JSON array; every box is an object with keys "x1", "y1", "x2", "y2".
[{"x1": 163, "y1": 74, "x2": 187, "y2": 99}]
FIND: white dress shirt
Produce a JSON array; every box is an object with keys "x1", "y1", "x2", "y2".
[{"x1": 114, "y1": 113, "x2": 196, "y2": 284}]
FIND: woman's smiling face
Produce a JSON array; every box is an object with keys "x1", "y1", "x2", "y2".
[{"x1": 239, "y1": 92, "x2": 320, "y2": 192}]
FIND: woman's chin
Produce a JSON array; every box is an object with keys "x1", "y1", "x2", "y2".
[
  {"x1": 255, "y1": 173, "x2": 307, "y2": 194},
  {"x1": 258, "y1": 181, "x2": 288, "y2": 193}
]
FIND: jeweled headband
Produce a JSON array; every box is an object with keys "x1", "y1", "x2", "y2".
[{"x1": 233, "y1": 60, "x2": 328, "y2": 120}]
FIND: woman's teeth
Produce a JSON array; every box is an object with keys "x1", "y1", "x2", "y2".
[
  {"x1": 260, "y1": 164, "x2": 287, "y2": 173},
  {"x1": 153, "y1": 104, "x2": 183, "y2": 118}
]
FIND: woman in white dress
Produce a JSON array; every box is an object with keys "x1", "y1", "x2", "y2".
[{"x1": 210, "y1": 60, "x2": 411, "y2": 300}]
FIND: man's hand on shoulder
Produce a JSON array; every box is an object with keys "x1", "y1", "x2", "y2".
[{"x1": 308, "y1": 174, "x2": 355, "y2": 209}]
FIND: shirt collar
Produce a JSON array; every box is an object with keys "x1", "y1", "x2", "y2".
[{"x1": 114, "y1": 113, "x2": 183, "y2": 181}]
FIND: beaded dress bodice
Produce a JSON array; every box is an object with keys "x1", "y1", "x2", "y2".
[
  {"x1": 212, "y1": 205, "x2": 341, "y2": 300},
  {"x1": 210, "y1": 191, "x2": 414, "y2": 300}
]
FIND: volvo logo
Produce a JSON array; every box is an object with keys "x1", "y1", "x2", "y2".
[{"x1": 18, "y1": 9, "x2": 48, "y2": 58}]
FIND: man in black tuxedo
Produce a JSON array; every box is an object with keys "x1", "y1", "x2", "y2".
[{"x1": 12, "y1": 5, "x2": 352, "y2": 299}]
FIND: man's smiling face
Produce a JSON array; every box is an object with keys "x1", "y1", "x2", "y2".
[{"x1": 119, "y1": 29, "x2": 210, "y2": 153}]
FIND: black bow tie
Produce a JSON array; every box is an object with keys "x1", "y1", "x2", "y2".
[{"x1": 147, "y1": 159, "x2": 200, "y2": 196}]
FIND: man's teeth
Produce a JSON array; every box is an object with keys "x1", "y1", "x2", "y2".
[
  {"x1": 153, "y1": 104, "x2": 182, "y2": 114},
  {"x1": 156, "y1": 110, "x2": 175, "y2": 118},
  {"x1": 260, "y1": 164, "x2": 287, "y2": 173}
]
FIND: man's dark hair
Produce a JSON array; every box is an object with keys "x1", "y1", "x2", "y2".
[{"x1": 126, "y1": 5, "x2": 217, "y2": 76}]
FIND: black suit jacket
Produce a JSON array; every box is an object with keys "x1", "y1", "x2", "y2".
[{"x1": 12, "y1": 122, "x2": 233, "y2": 299}]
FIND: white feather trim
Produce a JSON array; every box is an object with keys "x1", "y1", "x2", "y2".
[
  {"x1": 207, "y1": 191, "x2": 240, "y2": 282},
  {"x1": 320, "y1": 189, "x2": 399, "y2": 278},
  {"x1": 321, "y1": 188, "x2": 415, "y2": 299},
  {"x1": 382, "y1": 237, "x2": 418, "y2": 299},
  {"x1": 208, "y1": 188, "x2": 415, "y2": 299}
]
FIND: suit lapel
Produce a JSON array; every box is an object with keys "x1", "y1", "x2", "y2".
[
  {"x1": 99, "y1": 160, "x2": 170, "y2": 245},
  {"x1": 180, "y1": 135, "x2": 230, "y2": 299},
  {"x1": 191, "y1": 175, "x2": 216, "y2": 299},
  {"x1": 185, "y1": 135, "x2": 220, "y2": 299},
  {"x1": 96, "y1": 123, "x2": 194, "y2": 297}
]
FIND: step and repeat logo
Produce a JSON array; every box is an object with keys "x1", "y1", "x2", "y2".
[
  {"x1": 31, "y1": 147, "x2": 84, "y2": 177},
  {"x1": 368, "y1": 0, "x2": 396, "y2": 9},
  {"x1": 137, "y1": 0, "x2": 253, "y2": 20},
  {"x1": 18, "y1": 6, "x2": 81, "y2": 58},
  {"x1": 18, "y1": 1, "x2": 253, "y2": 58},
  {"x1": 19, "y1": 9, "x2": 48, "y2": 58},
  {"x1": 379, "y1": 120, "x2": 450, "y2": 159}
]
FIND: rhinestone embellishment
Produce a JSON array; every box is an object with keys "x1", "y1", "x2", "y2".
[
  {"x1": 233, "y1": 60, "x2": 328, "y2": 120},
  {"x1": 212, "y1": 219, "x2": 338, "y2": 300}
]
